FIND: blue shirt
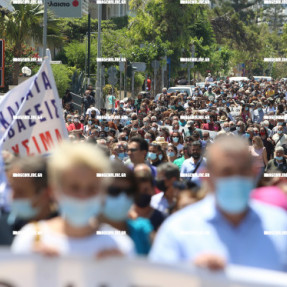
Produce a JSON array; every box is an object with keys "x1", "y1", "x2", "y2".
[
  {"x1": 127, "y1": 218, "x2": 153, "y2": 255},
  {"x1": 180, "y1": 157, "x2": 207, "y2": 186},
  {"x1": 149, "y1": 194, "x2": 287, "y2": 271},
  {"x1": 253, "y1": 109, "x2": 264, "y2": 124}
]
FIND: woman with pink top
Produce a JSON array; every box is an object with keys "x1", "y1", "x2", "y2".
[{"x1": 249, "y1": 136, "x2": 268, "y2": 183}]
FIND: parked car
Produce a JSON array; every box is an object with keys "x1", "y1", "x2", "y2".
[{"x1": 167, "y1": 86, "x2": 194, "y2": 96}]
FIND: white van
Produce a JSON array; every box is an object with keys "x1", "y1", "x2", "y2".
[
  {"x1": 228, "y1": 77, "x2": 249, "y2": 83},
  {"x1": 253, "y1": 76, "x2": 272, "y2": 81}
]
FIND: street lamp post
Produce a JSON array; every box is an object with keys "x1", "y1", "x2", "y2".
[
  {"x1": 96, "y1": 4, "x2": 102, "y2": 109},
  {"x1": 42, "y1": 0, "x2": 48, "y2": 58}
]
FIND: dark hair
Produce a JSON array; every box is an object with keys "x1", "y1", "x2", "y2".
[
  {"x1": 191, "y1": 140, "x2": 202, "y2": 148},
  {"x1": 129, "y1": 136, "x2": 149, "y2": 152},
  {"x1": 157, "y1": 162, "x2": 180, "y2": 180},
  {"x1": 9, "y1": 156, "x2": 48, "y2": 192},
  {"x1": 109, "y1": 160, "x2": 138, "y2": 198}
]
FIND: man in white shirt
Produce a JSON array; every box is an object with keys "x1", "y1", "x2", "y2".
[
  {"x1": 205, "y1": 73, "x2": 213, "y2": 83},
  {"x1": 272, "y1": 125, "x2": 287, "y2": 149},
  {"x1": 151, "y1": 163, "x2": 180, "y2": 216},
  {"x1": 86, "y1": 105, "x2": 100, "y2": 117}
]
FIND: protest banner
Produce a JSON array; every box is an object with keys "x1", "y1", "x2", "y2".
[
  {"x1": 0, "y1": 253, "x2": 286, "y2": 287},
  {"x1": 0, "y1": 56, "x2": 68, "y2": 156}
]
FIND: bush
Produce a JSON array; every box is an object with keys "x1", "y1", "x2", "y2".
[
  {"x1": 103, "y1": 84, "x2": 118, "y2": 99},
  {"x1": 51, "y1": 64, "x2": 72, "y2": 97}
]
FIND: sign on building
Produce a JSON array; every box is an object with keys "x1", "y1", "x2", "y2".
[{"x1": 48, "y1": 0, "x2": 82, "y2": 18}]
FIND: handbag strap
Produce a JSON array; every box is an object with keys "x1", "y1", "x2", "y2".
[{"x1": 192, "y1": 158, "x2": 203, "y2": 174}]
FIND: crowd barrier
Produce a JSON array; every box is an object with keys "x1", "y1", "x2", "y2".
[{"x1": 0, "y1": 250, "x2": 286, "y2": 287}]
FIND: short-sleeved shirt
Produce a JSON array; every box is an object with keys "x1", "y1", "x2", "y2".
[
  {"x1": 12, "y1": 221, "x2": 135, "y2": 257},
  {"x1": 150, "y1": 192, "x2": 170, "y2": 216},
  {"x1": 67, "y1": 122, "x2": 84, "y2": 132},
  {"x1": 173, "y1": 156, "x2": 185, "y2": 170},
  {"x1": 82, "y1": 95, "x2": 95, "y2": 112},
  {"x1": 126, "y1": 218, "x2": 153, "y2": 255},
  {"x1": 180, "y1": 157, "x2": 207, "y2": 186}
]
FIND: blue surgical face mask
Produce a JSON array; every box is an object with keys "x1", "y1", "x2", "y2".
[
  {"x1": 10, "y1": 199, "x2": 39, "y2": 220},
  {"x1": 88, "y1": 120, "x2": 92, "y2": 125},
  {"x1": 258, "y1": 108, "x2": 262, "y2": 111},
  {"x1": 245, "y1": 133, "x2": 250, "y2": 138},
  {"x1": 102, "y1": 193, "x2": 133, "y2": 222},
  {"x1": 275, "y1": 156, "x2": 283, "y2": 161},
  {"x1": 173, "y1": 137, "x2": 179, "y2": 143},
  {"x1": 222, "y1": 100, "x2": 226, "y2": 103},
  {"x1": 58, "y1": 195, "x2": 102, "y2": 227},
  {"x1": 145, "y1": 139, "x2": 150, "y2": 143},
  {"x1": 95, "y1": 125, "x2": 98, "y2": 128},
  {"x1": 104, "y1": 127, "x2": 109, "y2": 132},
  {"x1": 148, "y1": 152, "x2": 157, "y2": 160},
  {"x1": 245, "y1": 107, "x2": 249, "y2": 111},
  {"x1": 126, "y1": 121, "x2": 131, "y2": 125},
  {"x1": 167, "y1": 151, "x2": 175, "y2": 157},
  {"x1": 215, "y1": 176, "x2": 254, "y2": 214},
  {"x1": 158, "y1": 154, "x2": 163, "y2": 161},
  {"x1": 278, "y1": 130, "x2": 283, "y2": 134}
]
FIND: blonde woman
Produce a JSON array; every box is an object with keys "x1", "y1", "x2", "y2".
[
  {"x1": 11, "y1": 141, "x2": 134, "y2": 257},
  {"x1": 249, "y1": 136, "x2": 268, "y2": 182}
]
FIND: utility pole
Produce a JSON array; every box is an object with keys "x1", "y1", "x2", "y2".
[
  {"x1": 96, "y1": 4, "x2": 102, "y2": 108},
  {"x1": 42, "y1": 0, "x2": 48, "y2": 58},
  {"x1": 132, "y1": 70, "x2": 135, "y2": 98},
  {"x1": 87, "y1": 13, "x2": 91, "y2": 86},
  {"x1": 124, "y1": 61, "x2": 127, "y2": 98}
]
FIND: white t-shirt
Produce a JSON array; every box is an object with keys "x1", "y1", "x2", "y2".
[
  {"x1": 11, "y1": 221, "x2": 135, "y2": 257},
  {"x1": 205, "y1": 76, "x2": 213, "y2": 82},
  {"x1": 151, "y1": 192, "x2": 169, "y2": 215},
  {"x1": 86, "y1": 107, "x2": 100, "y2": 117}
]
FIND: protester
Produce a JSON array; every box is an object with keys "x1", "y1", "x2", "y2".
[
  {"x1": 180, "y1": 141, "x2": 207, "y2": 186},
  {"x1": 149, "y1": 136, "x2": 287, "y2": 271},
  {"x1": 11, "y1": 142, "x2": 135, "y2": 257},
  {"x1": 265, "y1": 146, "x2": 287, "y2": 173},
  {"x1": 150, "y1": 163, "x2": 180, "y2": 216},
  {"x1": 100, "y1": 160, "x2": 153, "y2": 255},
  {"x1": 0, "y1": 156, "x2": 56, "y2": 246}
]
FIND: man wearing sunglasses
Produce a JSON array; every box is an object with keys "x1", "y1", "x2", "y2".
[{"x1": 127, "y1": 137, "x2": 157, "y2": 178}]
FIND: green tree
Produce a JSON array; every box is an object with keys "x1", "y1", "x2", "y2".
[{"x1": 0, "y1": 4, "x2": 62, "y2": 84}]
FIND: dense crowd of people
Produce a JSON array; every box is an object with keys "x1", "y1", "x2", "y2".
[{"x1": 1, "y1": 76, "x2": 287, "y2": 272}]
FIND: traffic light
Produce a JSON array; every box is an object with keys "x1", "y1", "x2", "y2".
[{"x1": 0, "y1": 39, "x2": 4, "y2": 88}]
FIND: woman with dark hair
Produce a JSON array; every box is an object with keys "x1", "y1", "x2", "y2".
[
  {"x1": 260, "y1": 126, "x2": 274, "y2": 160},
  {"x1": 240, "y1": 104, "x2": 252, "y2": 123},
  {"x1": 100, "y1": 160, "x2": 154, "y2": 255}
]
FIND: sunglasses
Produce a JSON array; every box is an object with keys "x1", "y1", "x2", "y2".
[
  {"x1": 108, "y1": 186, "x2": 134, "y2": 196},
  {"x1": 127, "y1": 148, "x2": 139, "y2": 152}
]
